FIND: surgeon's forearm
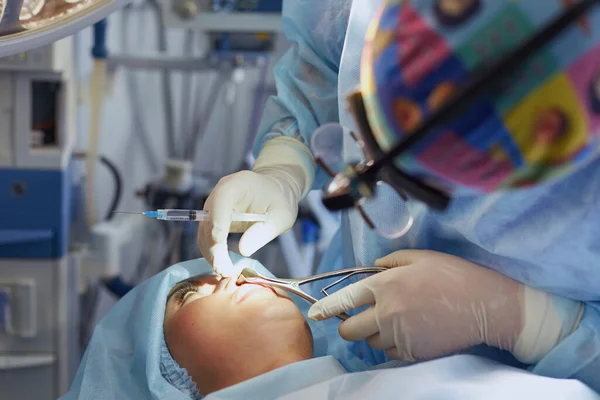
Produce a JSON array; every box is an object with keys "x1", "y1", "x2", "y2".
[
  {"x1": 511, "y1": 287, "x2": 584, "y2": 364},
  {"x1": 530, "y1": 303, "x2": 600, "y2": 393},
  {"x1": 251, "y1": 0, "x2": 347, "y2": 192}
]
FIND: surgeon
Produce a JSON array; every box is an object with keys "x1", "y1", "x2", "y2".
[{"x1": 197, "y1": 0, "x2": 600, "y2": 393}]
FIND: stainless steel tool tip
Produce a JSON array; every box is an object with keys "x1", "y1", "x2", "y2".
[{"x1": 236, "y1": 268, "x2": 260, "y2": 285}]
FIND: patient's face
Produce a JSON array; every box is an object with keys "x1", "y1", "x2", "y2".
[{"x1": 164, "y1": 273, "x2": 313, "y2": 395}]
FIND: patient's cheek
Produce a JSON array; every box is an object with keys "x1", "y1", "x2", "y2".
[{"x1": 168, "y1": 299, "x2": 243, "y2": 360}]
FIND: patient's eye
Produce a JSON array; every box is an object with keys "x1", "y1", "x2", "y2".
[
  {"x1": 172, "y1": 281, "x2": 216, "y2": 306},
  {"x1": 173, "y1": 283, "x2": 196, "y2": 305}
]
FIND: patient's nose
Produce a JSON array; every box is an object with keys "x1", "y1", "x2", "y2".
[{"x1": 215, "y1": 277, "x2": 236, "y2": 293}]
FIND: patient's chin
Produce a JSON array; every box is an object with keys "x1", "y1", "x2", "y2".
[{"x1": 191, "y1": 335, "x2": 311, "y2": 396}]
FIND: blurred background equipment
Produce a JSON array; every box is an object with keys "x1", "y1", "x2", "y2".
[
  {"x1": 0, "y1": 0, "x2": 340, "y2": 398},
  {"x1": 0, "y1": 38, "x2": 81, "y2": 399}
]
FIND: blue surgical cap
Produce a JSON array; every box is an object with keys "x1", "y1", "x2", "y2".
[{"x1": 159, "y1": 334, "x2": 201, "y2": 399}]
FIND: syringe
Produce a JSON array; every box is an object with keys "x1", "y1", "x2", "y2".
[{"x1": 142, "y1": 209, "x2": 267, "y2": 222}]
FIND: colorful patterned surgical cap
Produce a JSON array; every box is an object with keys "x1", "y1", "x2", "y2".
[{"x1": 361, "y1": 0, "x2": 600, "y2": 192}]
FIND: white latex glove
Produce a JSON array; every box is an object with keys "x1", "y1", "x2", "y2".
[
  {"x1": 198, "y1": 137, "x2": 315, "y2": 276},
  {"x1": 308, "y1": 250, "x2": 584, "y2": 364}
]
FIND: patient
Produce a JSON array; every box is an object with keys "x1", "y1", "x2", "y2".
[
  {"x1": 62, "y1": 255, "x2": 600, "y2": 400},
  {"x1": 162, "y1": 274, "x2": 313, "y2": 396},
  {"x1": 60, "y1": 254, "x2": 380, "y2": 400}
]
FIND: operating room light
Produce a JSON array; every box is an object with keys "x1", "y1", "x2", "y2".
[
  {"x1": 0, "y1": 0, "x2": 126, "y2": 58},
  {"x1": 19, "y1": 0, "x2": 45, "y2": 21}
]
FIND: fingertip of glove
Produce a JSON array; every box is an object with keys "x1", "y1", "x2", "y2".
[
  {"x1": 238, "y1": 240, "x2": 258, "y2": 258},
  {"x1": 239, "y1": 223, "x2": 277, "y2": 256},
  {"x1": 212, "y1": 252, "x2": 234, "y2": 274},
  {"x1": 307, "y1": 307, "x2": 323, "y2": 321},
  {"x1": 373, "y1": 254, "x2": 396, "y2": 267}
]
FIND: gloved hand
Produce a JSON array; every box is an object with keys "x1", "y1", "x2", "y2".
[
  {"x1": 198, "y1": 137, "x2": 315, "y2": 276},
  {"x1": 308, "y1": 250, "x2": 583, "y2": 364}
]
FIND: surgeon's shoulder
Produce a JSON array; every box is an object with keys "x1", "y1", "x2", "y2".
[{"x1": 282, "y1": 0, "x2": 351, "y2": 65}]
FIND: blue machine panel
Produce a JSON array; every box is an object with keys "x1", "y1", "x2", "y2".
[
  {"x1": 212, "y1": 0, "x2": 282, "y2": 13},
  {"x1": 0, "y1": 167, "x2": 70, "y2": 258}
]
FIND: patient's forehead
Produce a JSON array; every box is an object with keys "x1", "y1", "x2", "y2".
[{"x1": 167, "y1": 274, "x2": 221, "y2": 302}]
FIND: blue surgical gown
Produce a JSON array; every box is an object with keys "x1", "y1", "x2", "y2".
[{"x1": 254, "y1": 0, "x2": 600, "y2": 392}]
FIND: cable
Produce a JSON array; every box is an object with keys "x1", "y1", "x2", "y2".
[
  {"x1": 243, "y1": 55, "x2": 271, "y2": 157},
  {"x1": 221, "y1": 85, "x2": 236, "y2": 174},
  {"x1": 74, "y1": 152, "x2": 123, "y2": 221},
  {"x1": 148, "y1": 0, "x2": 177, "y2": 158},
  {"x1": 120, "y1": 7, "x2": 161, "y2": 174},
  {"x1": 179, "y1": 29, "x2": 195, "y2": 157},
  {"x1": 186, "y1": 71, "x2": 229, "y2": 160},
  {"x1": 98, "y1": 156, "x2": 122, "y2": 221},
  {"x1": 185, "y1": 73, "x2": 216, "y2": 159}
]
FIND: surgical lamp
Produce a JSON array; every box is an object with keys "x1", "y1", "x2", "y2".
[{"x1": 0, "y1": 0, "x2": 127, "y2": 59}]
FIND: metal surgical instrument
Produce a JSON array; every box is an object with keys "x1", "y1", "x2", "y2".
[{"x1": 236, "y1": 266, "x2": 388, "y2": 321}]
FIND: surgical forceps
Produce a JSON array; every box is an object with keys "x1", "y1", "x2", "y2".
[{"x1": 236, "y1": 266, "x2": 388, "y2": 321}]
